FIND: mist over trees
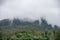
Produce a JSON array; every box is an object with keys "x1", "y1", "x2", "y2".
[
  {"x1": 0, "y1": 19, "x2": 10, "y2": 26},
  {"x1": 0, "y1": 18, "x2": 60, "y2": 30}
]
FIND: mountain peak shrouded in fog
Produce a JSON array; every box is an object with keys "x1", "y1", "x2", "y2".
[
  {"x1": 0, "y1": 0, "x2": 60, "y2": 26},
  {"x1": 0, "y1": 18, "x2": 60, "y2": 30}
]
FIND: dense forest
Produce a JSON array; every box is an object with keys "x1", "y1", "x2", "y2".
[
  {"x1": 0, "y1": 18, "x2": 60, "y2": 30},
  {"x1": 0, "y1": 18, "x2": 60, "y2": 40}
]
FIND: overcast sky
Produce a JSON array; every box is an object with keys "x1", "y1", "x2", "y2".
[{"x1": 0, "y1": 0, "x2": 60, "y2": 26}]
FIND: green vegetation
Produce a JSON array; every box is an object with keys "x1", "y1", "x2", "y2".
[
  {"x1": 0, "y1": 18, "x2": 60, "y2": 40},
  {"x1": 0, "y1": 30, "x2": 60, "y2": 40}
]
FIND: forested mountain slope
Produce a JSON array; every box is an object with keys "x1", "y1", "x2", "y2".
[{"x1": 0, "y1": 18, "x2": 60, "y2": 30}]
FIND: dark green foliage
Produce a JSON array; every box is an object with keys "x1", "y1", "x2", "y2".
[
  {"x1": 0, "y1": 31, "x2": 2, "y2": 38},
  {"x1": 55, "y1": 31, "x2": 60, "y2": 40},
  {"x1": 0, "y1": 18, "x2": 60, "y2": 40},
  {"x1": 0, "y1": 30, "x2": 51, "y2": 40},
  {"x1": 0, "y1": 30, "x2": 60, "y2": 40}
]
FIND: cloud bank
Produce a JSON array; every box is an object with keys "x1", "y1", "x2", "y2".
[{"x1": 0, "y1": 0, "x2": 60, "y2": 26}]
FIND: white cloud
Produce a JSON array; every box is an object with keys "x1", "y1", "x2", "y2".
[{"x1": 0, "y1": 0, "x2": 60, "y2": 26}]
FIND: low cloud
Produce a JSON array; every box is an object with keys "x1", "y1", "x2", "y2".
[{"x1": 0, "y1": 0, "x2": 60, "y2": 26}]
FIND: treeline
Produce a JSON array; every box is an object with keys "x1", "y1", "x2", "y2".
[{"x1": 0, "y1": 18, "x2": 60, "y2": 30}]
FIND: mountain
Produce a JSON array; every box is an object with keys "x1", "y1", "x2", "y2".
[{"x1": 0, "y1": 18, "x2": 60, "y2": 30}]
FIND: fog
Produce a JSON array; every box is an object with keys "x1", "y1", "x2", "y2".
[{"x1": 0, "y1": 0, "x2": 60, "y2": 26}]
